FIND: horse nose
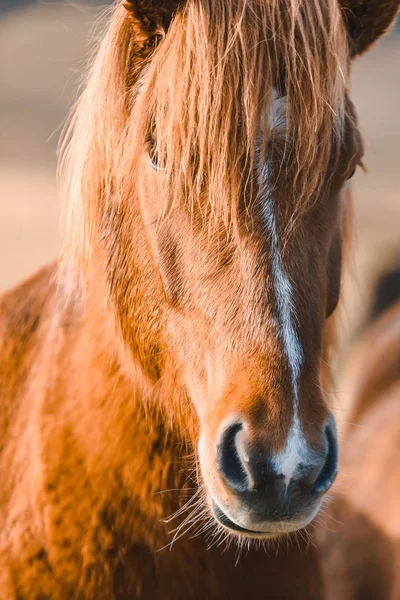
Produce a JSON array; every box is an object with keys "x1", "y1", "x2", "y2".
[{"x1": 216, "y1": 418, "x2": 338, "y2": 519}]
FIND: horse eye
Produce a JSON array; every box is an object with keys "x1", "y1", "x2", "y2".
[
  {"x1": 146, "y1": 132, "x2": 160, "y2": 171},
  {"x1": 149, "y1": 150, "x2": 160, "y2": 171},
  {"x1": 148, "y1": 140, "x2": 164, "y2": 172},
  {"x1": 347, "y1": 168, "x2": 356, "y2": 181}
]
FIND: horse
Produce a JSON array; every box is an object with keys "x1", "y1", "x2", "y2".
[
  {"x1": 0, "y1": 0, "x2": 398, "y2": 598},
  {"x1": 316, "y1": 267, "x2": 400, "y2": 599}
]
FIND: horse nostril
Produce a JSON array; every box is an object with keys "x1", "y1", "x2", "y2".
[
  {"x1": 313, "y1": 420, "x2": 339, "y2": 494},
  {"x1": 217, "y1": 422, "x2": 251, "y2": 493}
]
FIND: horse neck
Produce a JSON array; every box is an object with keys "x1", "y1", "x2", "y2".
[{"x1": 47, "y1": 276, "x2": 190, "y2": 531}]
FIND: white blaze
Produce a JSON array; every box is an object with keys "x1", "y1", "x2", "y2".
[{"x1": 262, "y1": 99, "x2": 308, "y2": 484}]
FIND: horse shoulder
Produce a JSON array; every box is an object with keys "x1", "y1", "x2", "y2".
[
  {"x1": 0, "y1": 263, "x2": 58, "y2": 446},
  {"x1": 0, "y1": 263, "x2": 63, "y2": 597}
]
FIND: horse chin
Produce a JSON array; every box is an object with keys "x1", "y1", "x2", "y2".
[
  {"x1": 210, "y1": 499, "x2": 280, "y2": 540},
  {"x1": 209, "y1": 497, "x2": 321, "y2": 540}
]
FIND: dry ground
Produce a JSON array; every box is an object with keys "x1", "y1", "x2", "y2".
[{"x1": 0, "y1": 3, "x2": 399, "y2": 365}]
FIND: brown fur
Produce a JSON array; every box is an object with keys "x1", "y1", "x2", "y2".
[
  {"x1": 344, "y1": 299, "x2": 400, "y2": 427},
  {"x1": 316, "y1": 299, "x2": 400, "y2": 599},
  {"x1": 0, "y1": 266, "x2": 328, "y2": 598},
  {"x1": 339, "y1": 0, "x2": 400, "y2": 56},
  {"x1": 0, "y1": 0, "x2": 398, "y2": 597}
]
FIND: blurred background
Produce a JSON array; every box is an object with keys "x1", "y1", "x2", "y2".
[{"x1": 0, "y1": 0, "x2": 399, "y2": 363}]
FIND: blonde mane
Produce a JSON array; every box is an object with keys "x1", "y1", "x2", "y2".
[{"x1": 60, "y1": 0, "x2": 349, "y2": 280}]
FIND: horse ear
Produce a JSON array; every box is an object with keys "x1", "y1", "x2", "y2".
[
  {"x1": 123, "y1": 0, "x2": 180, "y2": 34},
  {"x1": 339, "y1": 0, "x2": 399, "y2": 56}
]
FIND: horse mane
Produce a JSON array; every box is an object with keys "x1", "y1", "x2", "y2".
[{"x1": 59, "y1": 0, "x2": 349, "y2": 282}]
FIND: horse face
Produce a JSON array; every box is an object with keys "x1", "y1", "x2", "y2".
[
  {"x1": 136, "y1": 97, "x2": 363, "y2": 538},
  {"x1": 119, "y1": 0, "x2": 393, "y2": 538}
]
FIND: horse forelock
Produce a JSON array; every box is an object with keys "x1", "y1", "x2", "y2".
[{"x1": 59, "y1": 0, "x2": 349, "y2": 280}]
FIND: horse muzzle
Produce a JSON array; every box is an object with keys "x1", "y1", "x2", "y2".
[{"x1": 201, "y1": 415, "x2": 338, "y2": 538}]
